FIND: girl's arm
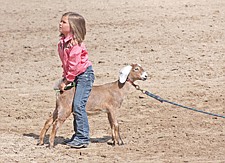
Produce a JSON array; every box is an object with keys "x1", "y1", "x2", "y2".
[{"x1": 66, "y1": 45, "x2": 82, "y2": 82}]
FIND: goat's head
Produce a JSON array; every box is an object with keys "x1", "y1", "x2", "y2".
[{"x1": 119, "y1": 64, "x2": 148, "y2": 83}]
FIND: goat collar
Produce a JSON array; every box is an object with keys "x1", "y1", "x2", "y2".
[
  {"x1": 126, "y1": 79, "x2": 141, "y2": 90},
  {"x1": 126, "y1": 79, "x2": 136, "y2": 87}
]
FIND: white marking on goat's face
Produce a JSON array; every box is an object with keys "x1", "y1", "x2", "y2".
[
  {"x1": 137, "y1": 63, "x2": 142, "y2": 67},
  {"x1": 141, "y1": 71, "x2": 148, "y2": 81}
]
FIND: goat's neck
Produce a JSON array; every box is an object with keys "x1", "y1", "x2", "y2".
[{"x1": 116, "y1": 80, "x2": 136, "y2": 93}]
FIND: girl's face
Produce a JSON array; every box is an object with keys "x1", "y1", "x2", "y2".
[{"x1": 59, "y1": 16, "x2": 71, "y2": 37}]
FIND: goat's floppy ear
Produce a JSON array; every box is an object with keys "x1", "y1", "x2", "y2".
[{"x1": 119, "y1": 65, "x2": 132, "y2": 83}]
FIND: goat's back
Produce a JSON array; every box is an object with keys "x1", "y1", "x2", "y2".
[
  {"x1": 57, "y1": 80, "x2": 128, "y2": 115},
  {"x1": 86, "y1": 81, "x2": 127, "y2": 114}
]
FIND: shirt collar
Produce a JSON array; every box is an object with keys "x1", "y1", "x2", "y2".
[{"x1": 60, "y1": 34, "x2": 73, "y2": 43}]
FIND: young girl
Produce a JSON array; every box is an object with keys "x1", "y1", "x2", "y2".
[{"x1": 58, "y1": 12, "x2": 94, "y2": 148}]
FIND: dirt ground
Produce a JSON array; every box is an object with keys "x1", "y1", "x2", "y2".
[{"x1": 0, "y1": 0, "x2": 225, "y2": 162}]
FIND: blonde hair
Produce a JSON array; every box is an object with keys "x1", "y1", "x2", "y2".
[{"x1": 61, "y1": 12, "x2": 86, "y2": 45}]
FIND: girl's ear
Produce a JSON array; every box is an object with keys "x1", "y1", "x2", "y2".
[{"x1": 119, "y1": 65, "x2": 132, "y2": 83}]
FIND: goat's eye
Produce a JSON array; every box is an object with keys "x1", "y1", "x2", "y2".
[{"x1": 134, "y1": 67, "x2": 139, "y2": 71}]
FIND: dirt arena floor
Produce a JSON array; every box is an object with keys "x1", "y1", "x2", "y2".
[{"x1": 0, "y1": 0, "x2": 225, "y2": 162}]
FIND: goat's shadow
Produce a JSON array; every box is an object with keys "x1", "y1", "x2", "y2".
[{"x1": 23, "y1": 133, "x2": 111, "y2": 146}]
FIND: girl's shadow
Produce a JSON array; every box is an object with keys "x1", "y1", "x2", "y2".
[{"x1": 23, "y1": 133, "x2": 111, "y2": 146}]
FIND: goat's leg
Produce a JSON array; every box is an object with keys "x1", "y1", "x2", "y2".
[
  {"x1": 107, "y1": 112, "x2": 116, "y2": 145},
  {"x1": 49, "y1": 119, "x2": 64, "y2": 148},
  {"x1": 38, "y1": 115, "x2": 54, "y2": 146},
  {"x1": 107, "y1": 111, "x2": 124, "y2": 146},
  {"x1": 115, "y1": 124, "x2": 124, "y2": 145}
]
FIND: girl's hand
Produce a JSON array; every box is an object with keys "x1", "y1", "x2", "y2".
[{"x1": 59, "y1": 82, "x2": 66, "y2": 92}]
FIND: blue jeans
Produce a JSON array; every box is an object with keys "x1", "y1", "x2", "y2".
[{"x1": 72, "y1": 66, "x2": 94, "y2": 143}]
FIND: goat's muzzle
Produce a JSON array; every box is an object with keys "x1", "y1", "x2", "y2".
[{"x1": 141, "y1": 72, "x2": 148, "y2": 81}]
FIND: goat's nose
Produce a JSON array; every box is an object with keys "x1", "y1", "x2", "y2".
[{"x1": 142, "y1": 72, "x2": 148, "y2": 80}]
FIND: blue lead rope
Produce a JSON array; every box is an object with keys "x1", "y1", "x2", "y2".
[{"x1": 142, "y1": 89, "x2": 225, "y2": 119}]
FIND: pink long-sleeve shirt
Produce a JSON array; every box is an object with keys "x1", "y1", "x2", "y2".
[{"x1": 58, "y1": 35, "x2": 92, "y2": 82}]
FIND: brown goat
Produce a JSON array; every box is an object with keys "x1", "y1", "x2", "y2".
[{"x1": 38, "y1": 64, "x2": 148, "y2": 147}]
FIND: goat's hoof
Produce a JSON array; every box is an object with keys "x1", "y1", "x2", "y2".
[
  {"x1": 37, "y1": 142, "x2": 44, "y2": 146},
  {"x1": 47, "y1": 144, "x2": 54, "y2": 148},
  {"x1": 118, "y1": 141, "x2": 124, "y2": 146},
  {"x1": 107, "y1": 140, "x2": 115, "y2": 146}
]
